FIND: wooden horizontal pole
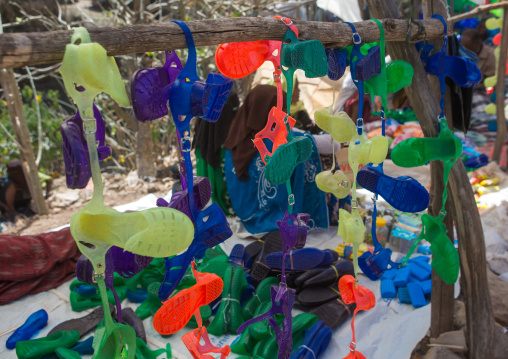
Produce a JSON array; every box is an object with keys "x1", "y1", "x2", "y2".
[
  {"x1": 449, "y1": 1, "x2": 508, "y2": 23},
  {"x1": 0, "y1": 17, "x2": 451, "y2": 69}
]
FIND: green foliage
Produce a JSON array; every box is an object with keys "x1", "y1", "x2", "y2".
[{"x1": 0, "y1": 86, "x2": 66, "y2": 176}]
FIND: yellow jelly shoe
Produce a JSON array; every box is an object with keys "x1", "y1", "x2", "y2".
[
  {"x1": 337, "y1": 209, "x2": 365, "y2": 277},
  {"x1": 71, "y1": 204, "x2": 194, "y2": 259},
  {"x1": 315, "y1": 170, "x2": 351, "y2": 199},
  {"x1": 348, "y1": 133, "x2": 388, "y2": 170},
  {"x1": 60, "y1": 27, "x2": 129, "y2": 118},
  {"x1": 314, "y1": 109, "x2": 356, "y2": 143}
]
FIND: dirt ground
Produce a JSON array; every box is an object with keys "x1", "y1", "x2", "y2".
[{"x1": 1, "y1": 172, "x2": 176, "y2": 236}]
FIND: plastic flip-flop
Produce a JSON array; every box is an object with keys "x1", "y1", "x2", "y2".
[
  {"x1": 48, "y1": 305, "x2": 112, "y2": 338},
  {"x1": 314, "y1": 109, "x2": 356, "y2": 143},
  {"x1": 215, "y1": 40, "x2": 281, "y2": 79},
  {"x1": 297, "y1": 285, "x2": 342, "y2": 306},
  {"x1": 7, "y1": 309, "x2": 48, "y2": 350},
  {"x1": 316, "y1": 169, "x2": 351, "y2": 199},
  {"x1": 60, "y1": 27, "x2": 129, "y2": 119},
  {"x1": 357, "y1": 163, "x2": 430, "y2": 213},
  {"x1": 131, "y1": 51, "x2": 183, "y2": 123},
  {"x1": 61, "y1": 105, "x2": 111, "y2": 189},
  {"x1": 153, "y1": 264, "x2": 223, "y2": 335},
  {"x1": 16, "y1": 331, "x2": 80, "y2": 359},
  {"x1": 309, "y1": 299, "x2": 355, "y2": 329},
  {"x1": 250, "y1": 232, "x2": 283, "y2": 284},
  {"x1": 326, "y1": 48, "x2": 348, "y2": 81},
  {"x1": 302, "y1": 260, "x2": 355, "y2": 288},
  {"x1": 265, "y1": 248, "x2": 338, "y2": 271}
]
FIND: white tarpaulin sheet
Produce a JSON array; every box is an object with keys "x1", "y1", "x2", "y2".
[
  {"x1": 317, "y1": 0, "x2": 362, "y2": 22},
  {"x1": 0, "y1": 192, "x2": 441, "y2": 359}
]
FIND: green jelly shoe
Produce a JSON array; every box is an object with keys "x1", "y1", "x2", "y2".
[
  {"x1": 207, "y1": 265, "x2": 234, "y2": 336},
  {"x1": 249, "y1": 302, "x2": 284, "y2": 341},
  {"x1": 56, "y1": 347, "x2": 82, "y2": 359},
  {"x1": 186, "y1": 305, "x2": 213, "y2": 329},
  {"x1": 135, "y1": 282, "x2": 163, "y2": 320},
  {"x1": 391, "y1": 118, "x2": 462, "y2": 168},
  {"x1": 242, "y1": 277, "x2": 280, "y2": 320},
  {"x1": 16, "y1": 331, "x2": 80, "y2": 359},
  {"x1": 231, "y1": 327, "x2": 257, "y2": 355},
  {"x1": 134, "y1": 337, "x2": 171, "y2": 359}
]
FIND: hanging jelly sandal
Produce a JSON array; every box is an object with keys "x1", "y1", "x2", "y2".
[
  {"x1": 314, "y1": 109, "x2": 356, "y2": 144},
  {"x1": 157, "y1": 176, "x2": 212, "y2": 222},
  {"x1": 302, "y1": 260, "x2": 355, "y2": 288},
  {"x1": 357, "y1": 163, "x2": 430, "y2": 213},
  {"x1": 316, "y1": 169, "x2": 352, "y2": 200},
  {"x1": 250, "y1": 232, "x2": 283, "y2": 284},
  {"x1": 390, "y1": 132, "x2": 463, "y2": 168},
  {"x1": 48, "y1": 305, "x2": 114, "y2": 337},
  {"x1": 153, "y1": 265, "x2": 223, "y2": 335},
  {"x1": 263, "y1": 135, "x2": 314, "y2": 186},
  {"x1": 134, "y1": 337, "x2": 171, "y2": 359},
  {"x1": 110, "y1": 246, "x2": 152, "y2": 279},
  {"x1": 16, "y1": 331, "x2": 81, "y2": 359},
  {"x1": 131, "y1": 50, "x2": 183, "y2": 123},
  {"x1": 71, "y1": 204, "x2": 194, "y2": 259},
  {"x1": 242, "y1": 277, "x2": 281, "y2": 320},
  {"x1": 337, "y1": 209, "x2": 366, "y2": 278},
  {"x1": 6, "y1": 309, "x2": 48, "y2": 350},
  {"x1": 326, "y1": 48, "x2": 348, "y2": 81},
  {"x1": 297, "y1": 285, "x2": 342, "y2": 307},
  {"x1": 348, "y1": 133, "x2": 389, "y2": 167},
  {"x1": 309, "y1": 298, "x2": 356, "y2": 329},
  {"x1": 265, "y1": 248, "x2": 338, "y2": 271},
  {"x1": 182, "y1": 325, "x2": 231, "y2": 359}
]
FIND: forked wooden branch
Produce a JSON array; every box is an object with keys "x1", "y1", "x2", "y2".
[{"x1": 449, "y1": 1, "x2": 508, "y2": 23}]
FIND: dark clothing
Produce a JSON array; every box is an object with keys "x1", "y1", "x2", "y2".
[
  {"x1": 223, "y1": 85, "x2": 288, "y2": 181},
  {"x1": 193, "y1": 92, "x2": 240, "y2": 169}
]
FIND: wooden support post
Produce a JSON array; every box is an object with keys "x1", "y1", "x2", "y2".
[
  {"x1": 421, "y1": 0, "x2": 456, "y2": 339},
  {"x1": 0, "y1": 68, "x2": 49, "y2": 215},
  {"x1": 492, "y1": 8, "x2": 508, "y2": 163},
  {"x1": 366, "y1": 1, "x2": 495, "y2": 358}
]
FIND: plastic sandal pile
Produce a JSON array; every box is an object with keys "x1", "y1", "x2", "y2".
[{"x1": 7, "y1": 14, "x2": 483, "y2": 359}]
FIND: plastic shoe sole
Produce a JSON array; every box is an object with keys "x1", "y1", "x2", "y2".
[
  {"x1": 264, "y1": 136, "x2": 313, "y2": 186},
  {"x1": 326, "y1": 48, "x2": 348, "y2": 81},
  {"x1": 250, "y1": 232, "x2": 283, "y2": 284},
  {"x1": 357, "y1": 164, "x2": 430, "y2": 213},
  {"x1": 158, "y1": 176, "x2": 212, "y2": 220},
  {"x1": 197, "y1": 73, "x2": 234, "y2": 122},
  {"x1": 72, "y1": 206, "x2": 194, "y2": 258},
  {"x1": 48, "y1": 305, "x2": 113, "y2": 337},
  {"x1": 153, "y1": 273, "x2": 223, "y2": 335},
  {"x1": 131, "y1": 66, "x2": 171, "y2": 123},
  {"x1": 314, "y1": 110, "x2": 356, "y2": 143},
  {"x1": 229, "y1": 244, "x2": 246, "y2": 267},
  {"x1": 215, "y1": 41, "x2": 269, "y2": 79},
  {"x1": 281, "y1": 40, "x2": 328, "y2": 78}
]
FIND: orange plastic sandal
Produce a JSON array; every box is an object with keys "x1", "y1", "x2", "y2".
[
  {"x1": 153, "y1": 263, "x2": 223, "y2": 335},
  {"x1": 339, "y1": 275, "x2": 375, "y2": 359}
]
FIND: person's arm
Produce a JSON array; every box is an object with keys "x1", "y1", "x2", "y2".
[{"x1": 0, "y1": 183, "x2": 17, "y2": 214}]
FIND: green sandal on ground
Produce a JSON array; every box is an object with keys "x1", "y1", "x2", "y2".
[
  {"x1": 134, "y1": 337, "x2": 171, "y2": 359},
  {"x1": 16, "y1": 331, "x2": 80, "y2": 359}
]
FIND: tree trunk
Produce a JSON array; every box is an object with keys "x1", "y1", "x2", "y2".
[
  {"x1": 0, "y1": 68, "x2": 48, "y2": 215},
  {"x1": 366, "y1": 1, "x2": 495, "y2": 358}
]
